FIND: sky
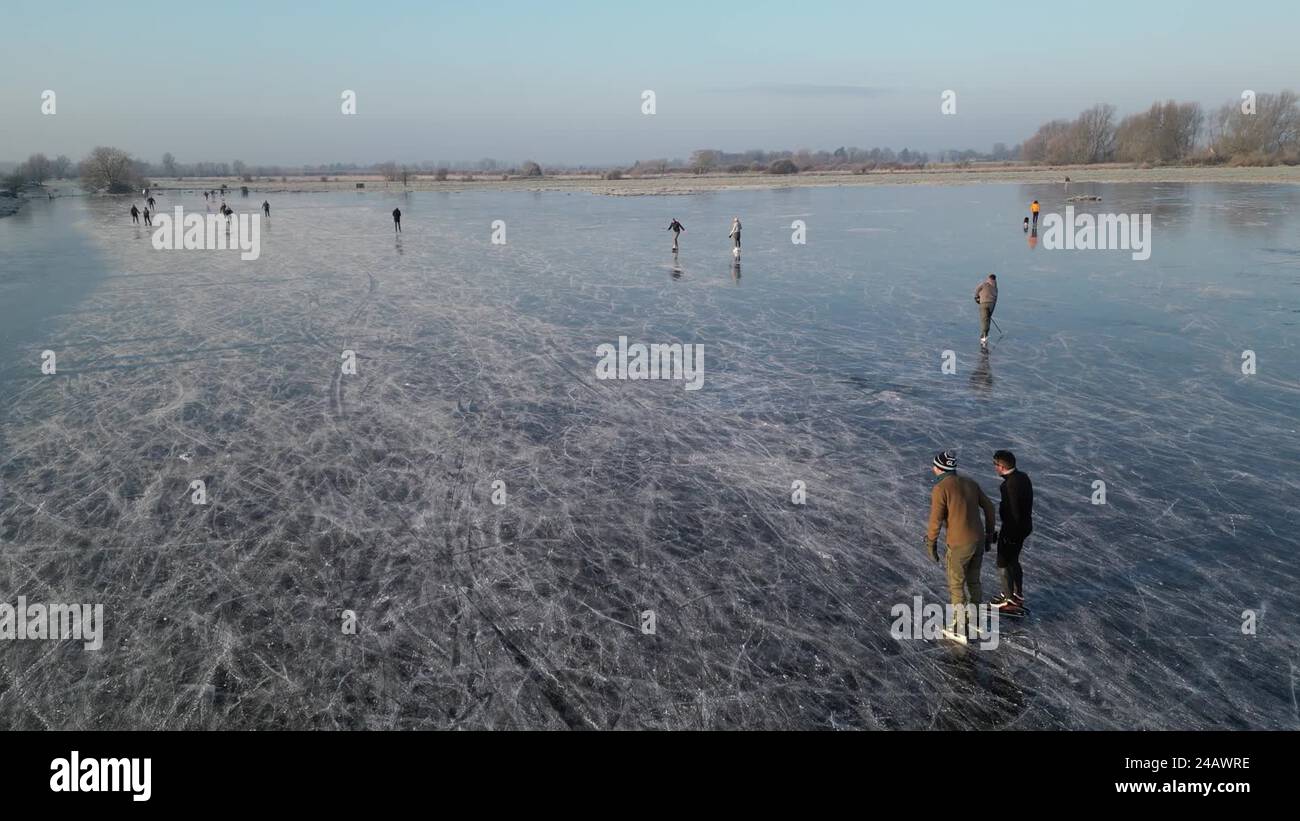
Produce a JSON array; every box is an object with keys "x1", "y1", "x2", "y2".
[{"x1": 3, "y1": 0, "x2": 1299, "y2": 167}]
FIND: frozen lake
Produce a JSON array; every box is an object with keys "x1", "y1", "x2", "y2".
[{"x1": 1, "y1": 182, "x2": 1297, "y2": 729}]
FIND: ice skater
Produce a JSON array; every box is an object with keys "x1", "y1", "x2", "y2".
[
  {"x1": 1022, "y1": 216, "x2": 1029, "y2": 232},
  {"x1": 668, "y1": 218, "x2": 685, "y2": 252},
  {"x1": 990, "y1": 450, "x2": 1033, "y2": 616},
  {"x1": 1030, "y1": 199, "x2": 1040, "y2": 228},
  {"x1": 142, "y1": 207, "x2": 152, "y2": 226},
  {"x1": 130, "y1": 204, "x2": 140, "y2": 224},
  {"x1": 728, "y1": 216, "x2": 741, "y2": 256},
  {"x1": 204, "y1": 191, "x2": 209, "y2": 202},
  {"x1": 147, "y1": 195, "x2": 156, "y2": 210},
  {"x1": 925, "y1": 450, "x2": 998, "y2": 643},
  {"x1": 974, "y1": 273, "x2": 998, "y2": 346},
  {"x1": 262, "y1": 200, "x2": 270, "y2": 218},
  {"x1": 392, "y1": 207, "x2": 402, "y2": 233}
]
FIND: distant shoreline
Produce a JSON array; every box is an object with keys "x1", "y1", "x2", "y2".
[
  {"x1": 151, "y1": 164, "x2": 1300, "y2": 197},
  {"x1": 6, "y1": 165, "x2": 1299, "y2": 218}
]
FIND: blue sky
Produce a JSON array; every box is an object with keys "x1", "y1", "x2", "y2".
[{"x1": 3, "y1": 0, "x2": 1298, "y2": 165}]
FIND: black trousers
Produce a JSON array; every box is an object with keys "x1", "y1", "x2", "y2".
[{"x1": 996, "y1": 537, "x2": 1025, "y2": 598}]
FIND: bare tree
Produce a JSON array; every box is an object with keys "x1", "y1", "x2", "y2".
[
  {"x1": 1117, "y1": 101, "x2": 1203, "y2": 163},
  {"x1": 1022, "y1": 119, "x2": 1072, "y2": 163},
  {"x1": 51, "y1": 155, "x2": 72, "y2": 179},
  {"x1": 24, "y1": 153, "x2": 53, "y2": 183},
  {"x1": 1071, "y1": 104, "x2": 1117, "y2": 163},
  {"x1": 1168, "y1": 102, "x2": 1204, "y2": 158},
  {"x1": 80, "y1": 146, "x2": 143, "y2": 193},
  {"x1": 689, "y1": 149, "x2": 719, "y2": 174},
  {"x1": 162, "y1": 152, "x2": 177, "y2": 176},
  {"x1": 1211, "y1": 90, "x2": 1300, "y2": 159}
]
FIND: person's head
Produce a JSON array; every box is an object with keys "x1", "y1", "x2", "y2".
[
  {"x1": 1032, "y1": 199, "x2": 1038, "y2": 204},
  {"x1": 993, "y1": 450, "x2": 1016, "y2": 476},
  {"x1": 932, "y1": 450, "x2": 957, "y2": 476},
  {"x1": 988, "y1": 274, "x2": 996, "y2": 282}
]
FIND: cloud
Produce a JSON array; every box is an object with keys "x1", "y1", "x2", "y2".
[{"x1": 706, "y1": 83, "x2": 890, "y2": 98}]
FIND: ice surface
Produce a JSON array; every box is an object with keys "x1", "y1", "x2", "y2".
[{"x1": 0, "y1": 183, "x2": 1297, "y2": 729}]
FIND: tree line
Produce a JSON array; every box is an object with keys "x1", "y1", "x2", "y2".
[
  {"x1": 6, "y1": 90, "x2": 1297, "y2": 195},
  {"x1": 1022, "y1": 90, "x2": 1299, "y2": 166},
  {"x1": 1, "y1": 150, "x2": 555, "y2": 194},
  {"x1": 2, "y1": 153, "x2": 75, "y2": 191}
]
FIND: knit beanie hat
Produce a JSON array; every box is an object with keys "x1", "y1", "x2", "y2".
[{"x1": 933, "y1": 450, "x2": 957, "y2": 472}]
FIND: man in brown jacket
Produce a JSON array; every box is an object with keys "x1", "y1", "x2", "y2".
[{"x1": 925, "y1": 450, "x2": 997, "y2": 637}]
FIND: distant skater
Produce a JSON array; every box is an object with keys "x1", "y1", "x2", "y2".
[
  {"x1": 1022, "y1": 216, "x2": 1029, "y2": 232},
  {"x1": 262, "y1": 200, "x2": 270, "y2": 218},
  {"x1": 728, "y1": 216, "x2": 741, "y2": 254},
  {"x1": 142, "y1": 207, "x2": 152, "y2": 227},
  {"x1": 1030, "y1": 199, "x2": 1040, "y2": 228},
  {"x1": 990, "y1": 450, "x2": 1033, "y2": 616},
  {"x1": 392, "y1": 207, "x2": 402, "y2": 233},
  {"x1": 147, "y1": 196, "x2": 156, "y2": 210},
  {"x1": 974, "y1": 273, "x2": 997, "y2": 346},
  {"x1": 204, "y1": 191, "x2": 209, "y2": 202},
  {"x1": 130, "y1": 204, "x2": 140, "y2": 224},
  {"x1": 668, "y1": 218, "x2": 685, "y2": 251}
]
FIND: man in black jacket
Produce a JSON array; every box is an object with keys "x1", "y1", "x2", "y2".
[{"x1": 991, "y1": 450, "x2": 1033, "y2": 611}]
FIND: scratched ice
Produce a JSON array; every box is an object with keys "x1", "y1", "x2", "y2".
[{"x1": 0, "y1": 183, "x2": 1297, "y2": 728}]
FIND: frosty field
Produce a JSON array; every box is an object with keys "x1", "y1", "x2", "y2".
[{"x1": 0, "y1": 182, "x2": 1297, "y2": 729}]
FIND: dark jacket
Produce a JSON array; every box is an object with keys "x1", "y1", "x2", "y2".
[{"x1": 998, "y1": 470, "x2": 1034, "y2": 542}]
